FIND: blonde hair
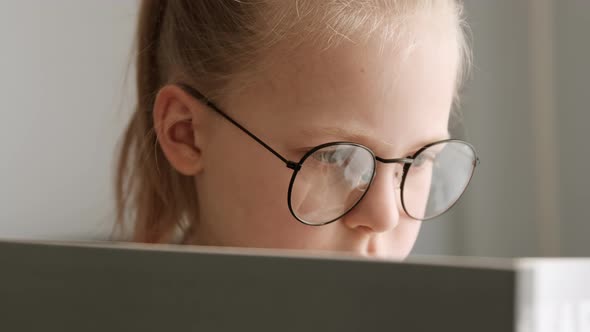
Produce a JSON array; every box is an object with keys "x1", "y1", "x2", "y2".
[{"x1": 115, "y1": 0, "x2": 470, "y2": 243}]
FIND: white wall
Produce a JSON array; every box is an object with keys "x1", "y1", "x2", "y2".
[
  {"x1": 416, "y1": 0, "x2": 539, "y2": 257},
  {"x1": 414, "y1": 0, "x2": 590, "y2": 257},
  {"x1": 554, "y1": 1, "x2": 590, "y2": 257},
  {"x1": 0, "y1": 1, "x2": 137, "y2": 240}
]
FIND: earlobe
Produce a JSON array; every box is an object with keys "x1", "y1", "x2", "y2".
[{"x1": 153, "y1": 85, "x2": 206, "y2": 176}]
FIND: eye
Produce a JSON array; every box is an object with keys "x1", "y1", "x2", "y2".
[
  {"x1": 360, "y1": 169, "x2": 373, "y2": 182},
  {"x1": 312, "y1": 148, "x2": 347, "y2": 165}
]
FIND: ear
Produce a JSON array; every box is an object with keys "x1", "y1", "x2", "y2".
[{"x1": 153, "y1": 84, "x2": 209, "y2": 176}]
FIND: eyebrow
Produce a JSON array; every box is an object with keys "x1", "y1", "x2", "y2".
[{"x1": 299, "y1": 126, "x2": 451, "y2": 155}]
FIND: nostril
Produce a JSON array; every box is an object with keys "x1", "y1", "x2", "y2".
[{"x1": 355, "y1": 225, "x2": 373, "y2": 235}]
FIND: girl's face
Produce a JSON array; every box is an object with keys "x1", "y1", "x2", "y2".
[{"x1": 162, "y1": 20, "x2": 459, "y2": 259}]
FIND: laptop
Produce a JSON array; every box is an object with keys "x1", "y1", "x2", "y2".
[{"x1": 0, "y1": 239, "x2": 588, "y2": 332}]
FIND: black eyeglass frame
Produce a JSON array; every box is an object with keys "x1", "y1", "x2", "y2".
[{"x1": 175, "y1": 83, "x2": 480, "y2": 226}]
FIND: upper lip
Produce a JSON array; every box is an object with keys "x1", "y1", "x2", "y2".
[{"x1": 337, "y1": 227, "x2": 388, "y2": 258}]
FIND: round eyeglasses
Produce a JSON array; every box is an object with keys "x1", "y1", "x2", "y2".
[
  {"x1": 287, "y1": 140, "x2": 478, "y2": 225},
  {"x1": 175, "y1": 83, "x2": 480, "y2": 226}
]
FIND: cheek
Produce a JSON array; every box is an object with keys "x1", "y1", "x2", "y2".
[
  {"x1": 199, "y1": 133, "x2": 319, "y2": 247},
  {"x1": 387, "y1": 220, "x2": 422, "y2": 259},
  {"x1": 240, "y1": 160, "x2": 290, "y2": 220}
]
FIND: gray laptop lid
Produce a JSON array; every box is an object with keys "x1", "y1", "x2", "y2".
[{"x1": 0, "y1": 240, "x2": 516, "y2": 332}]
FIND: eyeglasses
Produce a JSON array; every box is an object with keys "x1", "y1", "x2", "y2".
[{"x1": 176, "y1": 83, "x2": 479, "y2": 226}]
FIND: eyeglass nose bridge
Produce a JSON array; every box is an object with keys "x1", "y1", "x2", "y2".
[{"x1": 374, "y1": 156, "x2": 414, "y2": 188}]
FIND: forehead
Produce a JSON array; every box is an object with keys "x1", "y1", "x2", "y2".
[{"x1": 226, "y1": 19, "x2": 459, "y2": 154}]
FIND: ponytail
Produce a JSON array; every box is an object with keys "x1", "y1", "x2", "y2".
[{"x1": 115, "y1": 1, "x2": 196, "y2": 243}]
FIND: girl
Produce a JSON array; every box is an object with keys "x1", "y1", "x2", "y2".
[{"x1": 115, "y1": 0, "x2": 478, "y2": 260}]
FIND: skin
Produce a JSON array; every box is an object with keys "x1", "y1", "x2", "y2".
[{"x1": 153, "y1": 16, "x2": 459, "y2": 260}]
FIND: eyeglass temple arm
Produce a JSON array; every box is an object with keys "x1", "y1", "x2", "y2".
[{"x1": 176, "y1": 84, "x2": 299, "y2": 170}]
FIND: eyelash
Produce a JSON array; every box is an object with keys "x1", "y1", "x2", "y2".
[{"x1": 298, "y1": 146, "x2": 419, "y2": 160}]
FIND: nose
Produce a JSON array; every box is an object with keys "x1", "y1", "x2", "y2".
[{"x1": 341, "y1": 164, "x2": 402, "y2": 233}]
